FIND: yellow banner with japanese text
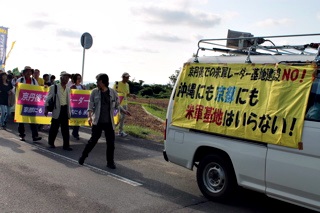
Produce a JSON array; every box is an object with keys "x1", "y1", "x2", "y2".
[
  {"x1": 171, "y1": 63, "x2": 316, "y2": 148},
  {"x1": 14, "y1": 84, "x2": 123, "y2": 126}
]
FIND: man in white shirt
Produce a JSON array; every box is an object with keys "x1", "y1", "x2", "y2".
[{"x1": 45, "y1": 71, "x2": 73, "y2": 151}]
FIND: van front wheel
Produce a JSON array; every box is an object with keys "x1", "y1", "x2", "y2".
[{"x1": 196, "y1": 155, "x2": 236, "y2": 201}]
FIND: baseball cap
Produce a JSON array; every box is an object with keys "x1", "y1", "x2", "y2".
[
  {"x1": 60, "y1": 71, "x2": 71, "y2": 77},
  {"x1": 122, "y1": 72, "x2": 130, "y2": 77}
]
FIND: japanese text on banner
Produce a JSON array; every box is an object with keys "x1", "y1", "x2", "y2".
[
  {"x1": 14, "y1": 84, "x2": 91, "y2": 126},
  {"x1": 171, "y1": 63, "x2": 315, "y2": 148},
  {"x1": 14, "y1": 84, "x2": 123, "y2": 126}
]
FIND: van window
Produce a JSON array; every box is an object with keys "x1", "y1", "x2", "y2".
[{"x1": 306, "y1": 75, "x2": 320, "y2": 121}]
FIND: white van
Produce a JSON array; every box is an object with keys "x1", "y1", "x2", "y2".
[{"x1": 163, "y1": 31, "x2": 320, "y2": 212}]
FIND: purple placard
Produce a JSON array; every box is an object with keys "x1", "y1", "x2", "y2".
[
  {"x1": 71, "y1": 107, "x2": 88, "y2": 118},
  {"x1": 20, "y1": 105, "x2": 50, "y2": 117}
]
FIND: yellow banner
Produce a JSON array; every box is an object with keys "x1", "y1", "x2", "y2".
[
  {"x1": 172, "y1": 63, "x2": 315, "y2": 149},
  {"x1": 113, "y1": 93, "x2": 124, "y2": 125},
  {"x1": 14, "y1": 84, "x2": 123, "y2": 126}
]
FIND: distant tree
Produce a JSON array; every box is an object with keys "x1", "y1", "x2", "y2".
[
  {"x1": 139, "y1": 87, "x2": 153, "y2": 97},
  {"x1": 151, "y1": 84, "x2": 166, "y2": 94},
  {"x1": 168, "y1": 68, "x2": 180, "y2": 88},
  {"x1": 115, "y1": 78, "x2": 172, "y2": 99},
  {"x1": 136, "y1": 83, "x2": 172, "y2": 98},
  {"x1": 84, "y1": 83, "x2": 97, "y2": 89},
  {"x1": 128, "y1": 81, "x2": 143, "y2": 95}
]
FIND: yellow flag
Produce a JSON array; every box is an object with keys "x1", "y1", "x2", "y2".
[{"x1": 4, "y1": 41, "x2": 16, "y2": 66}]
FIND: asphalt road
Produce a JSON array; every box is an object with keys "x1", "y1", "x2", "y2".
[{"x1": 0, "y1": 117, "x2": 317, "y2": 213}]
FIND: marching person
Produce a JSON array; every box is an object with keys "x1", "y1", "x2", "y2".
[
  {"x1": 16, "y1": 66, "x2": 41, "y2": 141},
  {"x1": 0, "y1": 72, "x2": 13, "y2": 129},
  {"x1": 33, "y1": 69, "x2": 45, "y2": 131},
  {"x1": 113, "y1": 72, "x2": 136, "y2": 137},
  {"x1": 70, "y1": 73, "x2": 86, "y2": 140},
  {"x1": 45, "y1": 71, "x2": 73, "y2": 151},
  {"x1": 33, "y1": 69, "x2": 44, "y2": 86},
  {"x1": 78, "y1": 73, "x2": 131, "y2": 169},
  {"x1": 43, "y1": 74, "x2": 51, "y2": 86},
  {"x1": 41, "y1": 73, "x2": 52, "y2": 131},
  {"x1": 50, "y1": 75, "x2": 56, "y2": 85}
]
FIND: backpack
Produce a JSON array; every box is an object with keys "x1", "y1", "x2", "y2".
[
  {"x1": 47, "y1": 85, "x2": 57, "y2": 112},
  {"x1": 115, "y1": 81, "x2": 118, "y2": 90},
  {"x1": 20, "y1": 77, "x2": 36, "y2": 85}
]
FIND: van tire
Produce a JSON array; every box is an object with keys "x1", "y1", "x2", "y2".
[{"x1": 196, "y1": 154, "x2": 236, "y2": 201}]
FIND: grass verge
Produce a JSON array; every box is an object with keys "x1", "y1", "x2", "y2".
[
  {"x1": 122, "y1": 125, "x2": 164, "y2": 142},
  {"x1": 142, "y1": 104, "x2": 166, "y2": 121}
]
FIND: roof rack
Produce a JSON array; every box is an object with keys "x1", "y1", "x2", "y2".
[{"x1": 194, "y1": 30, "x2": 320, "y2": 64}]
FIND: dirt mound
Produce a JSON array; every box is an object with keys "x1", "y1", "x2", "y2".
[
  {"x1": 125, "y1": 103, "x2": 165, "y2": 133},
  {"x1": 122, "y1": 98, "x2": 167, "y2": 132}
]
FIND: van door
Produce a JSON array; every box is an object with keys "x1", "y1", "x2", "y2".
[
  {"x1": 265, "y1": 77, "x2": 320, "y2": 210},
  {"x1": 265, "y1": 121, "x2": 320, "y2": 210}
]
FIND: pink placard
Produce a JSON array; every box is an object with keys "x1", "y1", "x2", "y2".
[
  {"x1": 70, "y1": 94, "x2": 90, "y2": 108},
  {"x1": 17, "y1": 89, "x2": 47, "y2": 106}
]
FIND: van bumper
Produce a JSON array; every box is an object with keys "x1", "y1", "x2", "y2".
[{"x1": 163, "y1": 150, "x2": 168, "y2": 161}]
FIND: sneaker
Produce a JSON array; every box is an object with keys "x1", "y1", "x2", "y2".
[
  {"x1": 1, "y1": 125, "x2": 6, "y2": 130},
  {"x1": 42, "y1": 125, "x2": 50, "y2": 131},
  {"x1": 73, "y1": 135, "x2": 80, "y2": 140},
  {"x1": 118, "y1": 132, "x2": 128, "y2": 137},
  {"x1": 20, "y1": 137, "x2": 25, "y2": 141},
  {"x1": 107, "y1": 162, "x2": 116, "y2": 169},
  {"x1": 63, "y1": 147, "x2": 73, "y2": 151},
  {"x1": 33, "y1": 137, "x2": 42, "y2": 142},
  {"x1": 78, "y1": 156, "x2": 86, "y2": 165}
]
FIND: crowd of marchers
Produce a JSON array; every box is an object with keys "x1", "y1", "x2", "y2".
[{"x1": 0, "y1": 66, "x2": 136, "y2": 170}]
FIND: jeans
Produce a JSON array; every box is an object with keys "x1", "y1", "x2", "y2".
[{"x1": 0, "y1": 105, "x2": 10, "y2": 126}]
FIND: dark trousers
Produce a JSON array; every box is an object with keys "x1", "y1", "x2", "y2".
[
  {"x1": 48, "y1": 105, "x2": 70, "y2": 148},
  {"x1": 18, "y1": 123, "x2": 38, "y2": 138},
  {"x1": 81, "y1": 122, "x2": 115, "y2": 163},
  {"x1": 72, "y1": 126, "x2": 80, "y2": 137}
]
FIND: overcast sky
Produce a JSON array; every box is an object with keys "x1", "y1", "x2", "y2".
[{"x1": 1, "y1": 0, "x2": 320, "y2": 85}]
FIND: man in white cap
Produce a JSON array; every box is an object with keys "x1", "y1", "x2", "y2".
[
  {"x1": 16, "y1": 66, "x2": 41, "y2": 142},
  {"x1": 44, "y1": 71, "x2": 73, "y2": 151},
  {"x1": 113, "y1": 72, "x2": 136, "y2": 137}
]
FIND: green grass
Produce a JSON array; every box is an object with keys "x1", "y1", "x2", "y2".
[
  {"x1": 122, "y1": 125, "x2": 164, "y2": 142},
  {"x1": 142, "y1": 104, "x2": 166, "y2": 121}
]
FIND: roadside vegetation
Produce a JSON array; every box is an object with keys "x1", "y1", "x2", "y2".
[
  {"x1": 89, "y1": 68, "x2": 179, "y2": 142},
  {"x1": 142, "y1": 104, "x2": 166, "y2": 121},
  {"x1": 116, "y1": 98, "x2": 169, "y2": 142},
  {"x1": 124, "y1": 124, "x2": 164, "y2": 142}
]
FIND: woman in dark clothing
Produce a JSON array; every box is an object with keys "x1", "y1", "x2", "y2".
[{"x1": 0, "y1": 72, "x2": 13, "y2": 129}]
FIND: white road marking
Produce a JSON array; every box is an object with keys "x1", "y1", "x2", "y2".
[{"x1": 10, "y1": 138, "x2": 143, "y2": 187}]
